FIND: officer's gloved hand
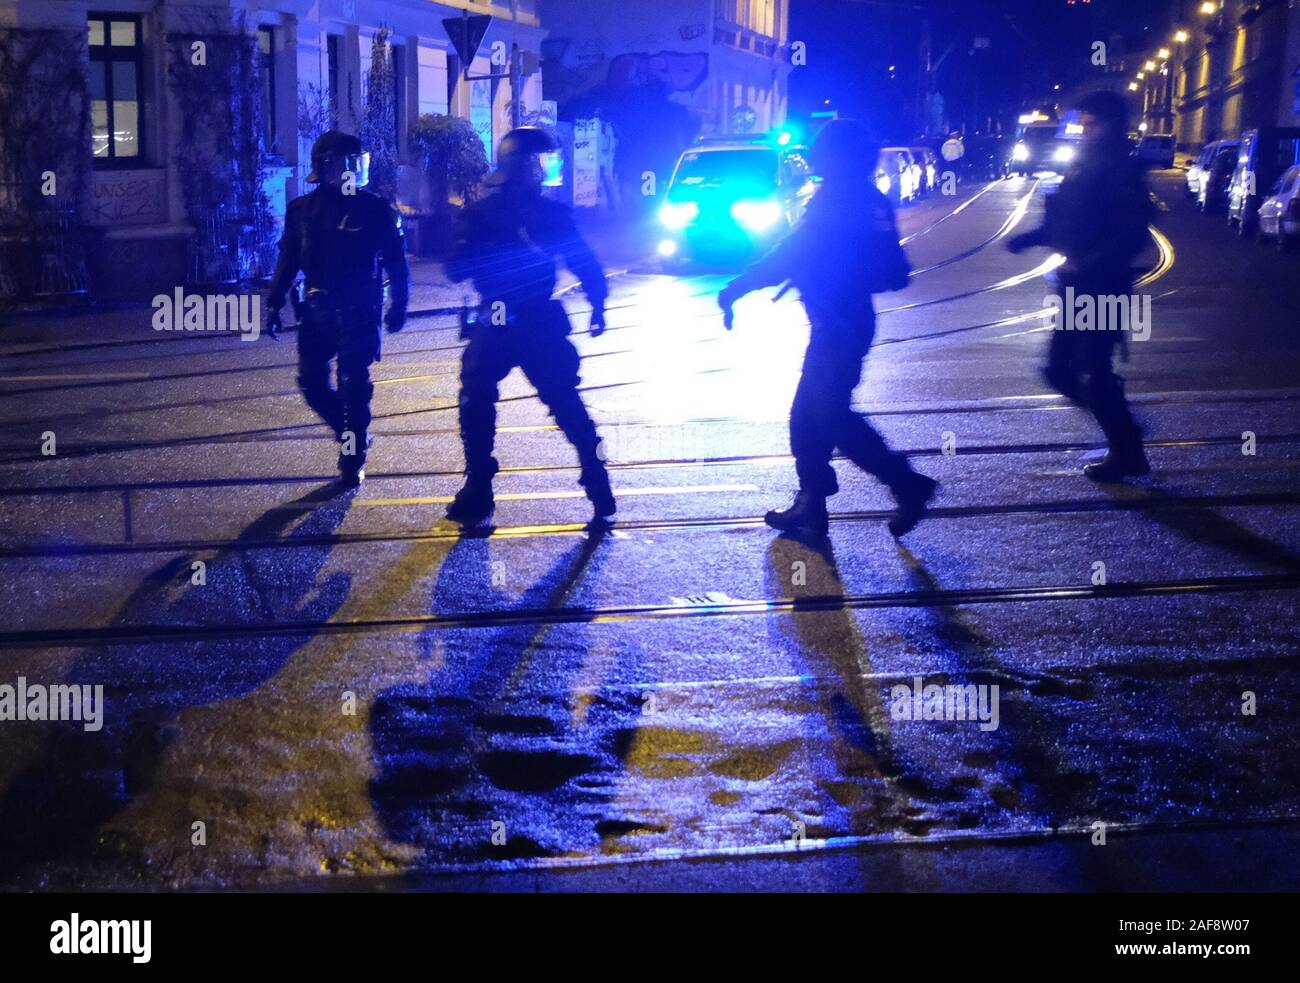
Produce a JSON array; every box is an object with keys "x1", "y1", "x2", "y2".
[
  {"x1": 718, "y1": 282, "x2": 743, "y2": 330},
  {"x1": 266, "y1": 303, "x2": 283, "y2": 341},
  {"x1": 1006, "y1": 233, "x2": 1033, "y2": 255},
  {"x1": 589, "y1": 308, "x2": 607, "y2": 338},
  {"x1": 384, "y1": 309, "x2": 406, "y2": 334}
]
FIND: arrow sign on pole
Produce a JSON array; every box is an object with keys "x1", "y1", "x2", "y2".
[{"x1": 443, "y1": 13, "x2": 492, "y2": 70}]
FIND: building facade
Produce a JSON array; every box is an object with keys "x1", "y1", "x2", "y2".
[
  {"x1": 1127, "y1": 0, "x2": 1300, "y2": 149},
  {"x1": 0, "y1": 0, "x2": 546, "y2": 298},
  {"x1": 538, "y1": 0, "x2": 790, "y2": 136}
]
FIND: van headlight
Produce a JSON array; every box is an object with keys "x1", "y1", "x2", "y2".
[
  {"x1": 1012, "y1": 143, "x2": 1030, "y2": 162},
  {"x1": 659, "y1": 201, "x2": 699, "y2": 230},
  {"x1": 730, "y1": 198, "x2": 783, "y2": 232},
  {"x1": 1053, "y1": 145, "x2": 1075, "y2": 163},
  {"x1": 876, "y1": 173, "x2": 892, "y2": 194}
]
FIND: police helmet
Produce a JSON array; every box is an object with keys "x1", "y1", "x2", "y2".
[
  {"x1": 810, "y1": 119, "x2": 881, "y2": 182},
  {"x1": 308, "y1": 130, "x2": 370, "y2": 187},
  {"x1": 490, "y1": 127, "x2": 560, "y2": 185}
]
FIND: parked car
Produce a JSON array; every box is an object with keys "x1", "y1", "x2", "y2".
[
  {"x1": 1197, "y1": 145, "x2": 1238, "y2": 213},
  {"x1": 961, "y1": 134, "x2": 1008, "y2": 181},
  {"x1": 1136, "y1": 133, "x2": 1176, "y2": 169},
  {"x1": 909, "y1": 146, "x2": 938, "y2": 195},
  {"x1": 878, "y1": 147, "x2": 920, "y2": 206},
  {"x1": 1186, "y1": 139, "x2": 1238, "y2": 199},
  {"x1": 1256, "y1": 165, "x2": 1300, "y2": 252},
  {"x1": 1227, "y1": 127, "x2": 1300, "y2": 236}
]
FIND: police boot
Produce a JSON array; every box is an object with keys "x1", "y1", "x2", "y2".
[
  {"x1": 888, "y1": 473, "x2": 939, "y2": 537},
  {"x1": 1083, "y1": 446, "x2": 1150, "y2": 482},
  {"x1": 447, "y1": 474, "x2": 495, "y2": 526},
  {"x1": 580, "y1": 465, "x2": 616, "y2": 523},
  {"x1": 337, "y1": 451, "x2": 365, "y2": 487},
  {"x1": 765, "y1": 491, "x2": 830, "y2": 537}
]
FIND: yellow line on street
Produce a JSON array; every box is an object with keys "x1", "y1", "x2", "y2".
[{"x1": 355, "y1": 483, "x2": 760, "y2": 507}]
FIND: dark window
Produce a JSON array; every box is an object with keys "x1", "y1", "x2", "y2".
[
  {"x1": 88, "y1": 14, "x2": 144, "y2": 164},
  {"x1": 258, "y1": 27, "x2": 277, "y2": 154},
  {"x1": 327, "y1": 34, "x2": 341, "y2": 121}
]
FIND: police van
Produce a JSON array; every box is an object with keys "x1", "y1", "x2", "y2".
[{"x1": 657, "y1": 133, "x2": 816, "y2": 267}]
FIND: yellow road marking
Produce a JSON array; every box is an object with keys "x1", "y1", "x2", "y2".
[{"x1": 355, "y1": 483, "x2": 760, "y2": 507}]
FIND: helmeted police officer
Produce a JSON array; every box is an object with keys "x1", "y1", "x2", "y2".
[
  {"x1": 1008, "y1": 91, "x2": 1151, "y2": 481},
  {"x1": 443, "y1": 126, "x2": 614, "y2": 526},
  {"x1": 266, "y1": 130, "x2": 409, "y2": 486},
  {"x1": 718, "y1": 119, "x2": 937, "y2": 538}
]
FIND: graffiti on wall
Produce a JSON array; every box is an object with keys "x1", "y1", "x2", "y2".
[
  {"x1": 607, "y1": 51, "x2": 709, "y2": 93},
  {"x1": 87, "y1": 170, "x2": 165, "y2": 226}
]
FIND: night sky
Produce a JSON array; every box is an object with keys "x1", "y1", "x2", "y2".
[{"x1": 788, "y1": 0, "x2": 1180, "y2": 141}]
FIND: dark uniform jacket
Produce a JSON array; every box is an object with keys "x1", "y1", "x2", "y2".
[
  {"x1": 727, "y1": 180, "x2": 906, "y2": 331},
  {"x1": 1015, "y1": 141, "x2": 1152, "y2": 288},
  {"x1": 267, "y1": 186, "x2": 409, "y2": 319},
  {"x1": 445, "y1": 184, "x2": 607, "y2": 314}
]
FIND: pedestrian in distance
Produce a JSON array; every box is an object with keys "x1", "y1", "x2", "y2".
[
  {"x1": 718, "y1": 118, "x2": 939, "y2": 539},
  {"x1": 265, "y1": 130, "x2": 410, "y2": 486}
]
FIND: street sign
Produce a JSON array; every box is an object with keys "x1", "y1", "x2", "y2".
[{"x1": 443, "y1": 14, "x2": 492, "y2": 69}]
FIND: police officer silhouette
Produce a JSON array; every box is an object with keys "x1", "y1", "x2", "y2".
[
  {"x1": 719, "y1": 119, "x2": 937, "y2": 538},
  {"x1": 444, "y1": 126, "x2": 614, "y2": 526},
  {"x1": 1008, "y1": 92, "x2": 1151, "y2": 481},
  {"x1": 266, "y1": 130, "x2": 409, "y2": 485}
]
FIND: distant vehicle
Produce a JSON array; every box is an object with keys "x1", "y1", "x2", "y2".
[
  {"x1": 1256, "y1": 164, "x2": 1300, "y2": 252},
  {"x1": 961, "y1": 134, "x2": 1007, "y2": 181},
  {"x1": 878, "y1": 147, "x2": 920, "y2": 206},
  {"x1": 1136, "y1": 133, "x2": 1176, "y2": 169},
  {"x1": 657, "y1": 134, "x2": 815, "y2": 267},
  {"x1": 1228, "y1": 127, "x2": 1300, "y2": 236},
  {"x1": 1186, "y1": 139, "x2": 1238, "y2": 199},
  {"x1": 1006, "y1": 123, "x2": 1077, "y2": 177},
  {"x1": 1196, "y1": 145, "x2": 1238, "y2": 213},
  {"x1": 908, "y1": 146, "x2": 938, "y2": 195}
]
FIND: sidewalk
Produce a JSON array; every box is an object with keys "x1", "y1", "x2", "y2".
[{"x1": 0, "y1": 211, "x2": 646, "y2": 334}]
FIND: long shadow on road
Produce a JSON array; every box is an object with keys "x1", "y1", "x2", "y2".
[
  {"x1": 0, "y1": 483, "x2": 353, "y2": 887},
  {"x1": 369, "y1": 528, "x2": 656, "y2": 870}
]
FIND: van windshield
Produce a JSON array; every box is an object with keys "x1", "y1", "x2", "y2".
[{"x1": 672, "y1": 150, "x2": 778, "y2": 192}]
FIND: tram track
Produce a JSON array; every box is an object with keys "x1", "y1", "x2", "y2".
[{"x1": 1, "y1": 570, "x2": 1296, "y2": 649}]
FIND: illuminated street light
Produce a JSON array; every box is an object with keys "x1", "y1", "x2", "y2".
[
  {"x1": 1174, "y1": 30, "x2": 1189, "y2": 43},
  {"x1": 1199, "y1": 1, "x2": 1217, "y2": 14},
  {"x1": 1158, "y1": 48, "x2": 1171, "y2": 60},
  {"x1": 1144, "y1": 60, "x2": 1157, "y2": 71},
  {"x1": 1128, "y1": 82, "x2": 1139, "y2": 91}
]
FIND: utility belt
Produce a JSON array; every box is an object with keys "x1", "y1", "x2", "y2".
[
  {"x1": 293, "y1": 283, "x2": 384, "y2": 360},
  {"x1": 459, "y1": 297, "x2": 563, "y2": 341},
  {"x1": 296, "y1": 285, "x2": 382, "y2": 324}
]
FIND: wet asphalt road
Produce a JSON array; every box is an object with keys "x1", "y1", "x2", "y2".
[{"x1": 1, "y1": 170, "x2": 1299, "y2": 891}]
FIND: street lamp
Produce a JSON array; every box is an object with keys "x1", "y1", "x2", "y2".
[
  {"x1": 1199, "y1": 1, "x2": 1217, "y2": 14},
  {"x1": 1144, "y1": 60, "x2": 1157, "y2": 71},
  {"x1": 1174, "y1": 30, "x2": 1189, "y2": 43},
  {"x1": 1128, "y1": 82, "x2": 1139, "y2": 91},
  {"x1": 1158, "y1": 48, "x2": 1171, "y2": 60}
]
